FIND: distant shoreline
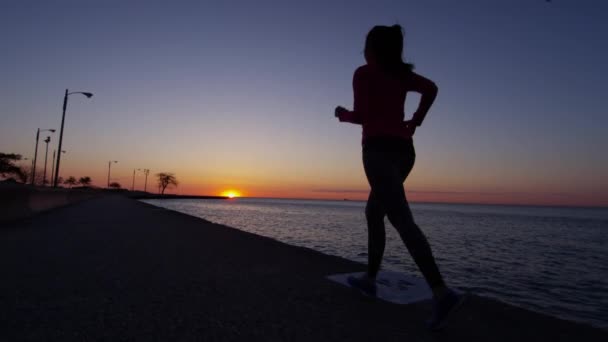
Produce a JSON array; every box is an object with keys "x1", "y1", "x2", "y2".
[
  {"x1": 2, "y1": 181, "x2": 605, "y2": 209},
  {"x1": 132, "y1": 194, "x2": 227, "y2": 200}
]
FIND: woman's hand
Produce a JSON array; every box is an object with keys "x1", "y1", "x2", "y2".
[
  {"x1": 335, "y1": 106, "x2": 349, "y2": 118},
  {"x1": 402, "y1": 120, "x2": 417, "y2": 137},
  {"x1": 335, "y1": 106, "x2": 362, "y2": 124}
]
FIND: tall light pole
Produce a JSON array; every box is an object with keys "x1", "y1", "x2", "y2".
[
  {"x1": 143, "y1": 169, "x2": 150, "y2": 192},
  {"x1": 42, "y1": 136, "x2": 51, "y2": 186},
  {"x1": 31, "y1": 128, "x2": 55, "y2": 185},
  {"x1": 107, "y1": 160, "x2": 118, "y2": 188},
  {"x1": 53, "y1": 89, "x2": 93, "y2": 187},
  {"x1": 131, "y1": 168, "x2": 141, "y2": 191},
  {"x1": 50, "y1": 150, "x2": 66, "y2": 187}
]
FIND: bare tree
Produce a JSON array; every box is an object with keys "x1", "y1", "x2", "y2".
[
  {"x1": 78, "y1": 176, "x2": 92, "y2": 187},
  {"x1": 19, "y1": 165, "x2": 33, "y2": 184},
  {"x1": 156, "y1": 172, "x2": 178, "y2": 195},
  {"x1": 109, "y1": 182, "x2": 121, "y2": 189},
  {"x1": 22, "y1": 164, "x2": 47, "y2": 185},
  {"x1": 64, "y1": 176, "x2": 77, "y2": 188},
  {"x1": 0, "y1": 153, "x2": 27, "y2": 183}
]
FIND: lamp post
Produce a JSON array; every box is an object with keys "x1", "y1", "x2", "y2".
[
  {"x1": 50, "y1": 150, "x2": 66, "y2": 187},
  {"x1": 143, "y1": 169, "x2": 150, "y2": 192},
  {"x1": 53, "y1": 89, "x2": 93, "y2": 187},
  {"x1": 31, "y1": 128, "x2": 55, "y2": 185},
  {"x1": 42, "y1": 136, "x2": 51, "y2": 186},
  {"x1": 107, "y1": 160, "x2": 118, "y2": 188},
  {"x1": 131, "y1": 168, "x2": 141, "y2": 191}
]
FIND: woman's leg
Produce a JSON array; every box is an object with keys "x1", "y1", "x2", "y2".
[
  {"x1": 391, "y1": 191, "x2": 447, "y2": 295},
  {"x1": 365, "y1": 190, "x2": 386, "y2": 278},
  {"x1": 363, "y1": 148, "x2": 446, "y2": 294}
]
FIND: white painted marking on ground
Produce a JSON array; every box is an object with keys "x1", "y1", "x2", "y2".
[{"x1": 327, "y1": 271, "x2": 433, "y2": 304}]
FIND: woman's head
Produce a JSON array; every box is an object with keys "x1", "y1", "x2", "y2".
[{"x1": 364, "y1": 25, "x2": 412, "y2": 71}]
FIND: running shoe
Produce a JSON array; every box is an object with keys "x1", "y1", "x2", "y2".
[{"x1": 427, "y1": 289, "x2": 466, "y2": 331}]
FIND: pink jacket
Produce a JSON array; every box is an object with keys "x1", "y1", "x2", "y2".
[{"x1": 339, "y1": 64, "x2": 436, "y2": 143}]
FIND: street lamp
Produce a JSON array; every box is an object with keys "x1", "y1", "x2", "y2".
[
  {"x1": 53, "y1": 89, "x2": 93, "y2": 187},
  {"x1": 50, "y1": 150, "x2": 66, "y2": 187},
  {"x1": 42, "y1": 136, "x2": 51, "y2": 186},
  {"x1": 142, "y1": 169, "x2": 150, "y2": 192},
  {"x1": 132, "y1": 168, "x2": 141, "y2": 191},
  {"x1": 31, "y1": 128, "x2": 55, "y2": 185},
  {"x1": 107, "y1": 160, "x2": 118, "y2": 188}
]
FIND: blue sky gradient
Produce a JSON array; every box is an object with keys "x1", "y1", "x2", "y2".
[{"x1": 1, "y1": 0, "x2": 607, "y2": 205}]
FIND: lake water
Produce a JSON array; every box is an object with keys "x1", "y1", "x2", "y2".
[{"x1": 141, "y1": 198, "x2": 608, "y2": 330}]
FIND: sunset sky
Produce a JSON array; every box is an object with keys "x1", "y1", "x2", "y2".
[{"x1": 1, "y1": 0, "x2": 607, "y2": 206}]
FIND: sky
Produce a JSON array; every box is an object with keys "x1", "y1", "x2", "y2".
[{"x1": 1, "y1": 0, "x2": 607, "y2": 206}]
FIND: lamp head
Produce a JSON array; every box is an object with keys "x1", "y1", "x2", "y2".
[
  {"x1": 82, "y1": 92, "x2": 93, "y2": 98},
  {"x1": 50, "y1": 129, "x2": 56, "y2": 133}
]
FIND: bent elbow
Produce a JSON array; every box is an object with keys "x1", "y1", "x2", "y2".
[{"x1": 429, "y1": 82, "x2": 438, "y2": 95}]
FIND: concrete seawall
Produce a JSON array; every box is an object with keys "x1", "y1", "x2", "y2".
[
  {"x1": 0, "y1": 183, "x2": 228, "y2": 223},
  {"x1": 0, "y1": 184, "x2": 100, "y2": 222}
]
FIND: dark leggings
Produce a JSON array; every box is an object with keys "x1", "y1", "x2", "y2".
[{"x1": 362, "y1": 139, "x2": 445, "y2": 289}]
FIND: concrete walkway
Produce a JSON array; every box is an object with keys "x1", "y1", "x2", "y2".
[{"x1": 0, "y1": 196, "x2": 605, "y2": 341}]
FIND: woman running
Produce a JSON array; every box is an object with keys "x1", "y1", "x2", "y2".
[{"x1": 335, "y1": 24, "x2": 464, "y2": 331}]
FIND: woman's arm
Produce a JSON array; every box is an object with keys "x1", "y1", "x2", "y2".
[
  {"x1": 336, "y1": 68, "x2": 368, "y2": 125},
  {"x1": 335, "y1": 106, "x2": 360, "y2": 123},
  {"x1": 408, "y1": 72, "x2": 438, "y2": 127}
]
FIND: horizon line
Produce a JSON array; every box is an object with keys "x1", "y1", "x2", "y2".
[{"x1": 156, "y1": 193, "x2": 608, "y2": 209}]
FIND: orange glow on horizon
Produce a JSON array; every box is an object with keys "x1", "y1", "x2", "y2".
[
  {"x1": 51, "y1": 165, "x2": 608, "y2": 208},
  {"x1": 221, "y1": 190, "x2": 241, "y2": 199}
]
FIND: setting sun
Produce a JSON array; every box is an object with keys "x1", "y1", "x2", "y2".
[{"x1": 221, "y1": 190, "x2": 241, "y2": 199}]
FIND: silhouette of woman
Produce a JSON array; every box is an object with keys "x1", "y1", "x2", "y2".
[{"x1": 335, "y1": 25, "x2": 464, "y2": 330}]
